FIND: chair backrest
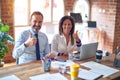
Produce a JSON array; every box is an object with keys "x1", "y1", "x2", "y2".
[
  {"x1": 49, "y1": 44, "x2": 51, "y2": 51},
  {"x1": 16, "y1": 58, "x2": 19, "y2": 64}
]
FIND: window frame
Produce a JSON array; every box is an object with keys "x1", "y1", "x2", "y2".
[
  {"x1": 73, "y1": 0, "x2": 90, "y2": 22},
  {"x1": 14, "y1": 0, "x2": 64, "y2": 27}
]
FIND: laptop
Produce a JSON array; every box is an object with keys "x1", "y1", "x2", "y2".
[{"x1": 79, "y1": 42, "x2": 98, "y2": 60}]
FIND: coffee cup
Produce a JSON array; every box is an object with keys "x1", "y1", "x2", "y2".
[
  {"x1": 105, "y1": 52, "x2": 110, "y2": 61},
  {"x1": 70, "y1": 64, "x2": 80, "y2": 80},
  {"x1": 96, "y1": 50, "x2": 103, "y2": 63}
]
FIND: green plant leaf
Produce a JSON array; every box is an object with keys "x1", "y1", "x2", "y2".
[
  {"x1": 0, "y1": 19, "x2": 14, "y2": 59},
  {"x1": 1, "y1": 25, "x2": 10, "y2": 32}
]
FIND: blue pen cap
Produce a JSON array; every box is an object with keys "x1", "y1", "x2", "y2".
[{"x1": 49, "y1": 58, "x2": 54, "y2": 62}]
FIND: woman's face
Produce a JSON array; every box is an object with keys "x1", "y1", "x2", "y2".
[{"x1": 62, "y1": 19, "x2": 72, "y2": 35}]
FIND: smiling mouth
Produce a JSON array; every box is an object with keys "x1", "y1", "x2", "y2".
[
  {"x1": 33, "y1": 26, "x2": 41, "y2": 32},
  {"x1": 32, "y1": 28, "x2": 37, "y2": 33}
]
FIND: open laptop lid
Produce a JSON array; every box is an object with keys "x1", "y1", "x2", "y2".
[{"x1": 80, "y1": 42, "x2": 98, "y2": 60}]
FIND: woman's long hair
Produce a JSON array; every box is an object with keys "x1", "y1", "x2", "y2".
[{"x1": 59, "y1": 16, "x2": 75, "y2": 45}]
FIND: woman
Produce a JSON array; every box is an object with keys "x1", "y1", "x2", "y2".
[{"x1": 51, "y1": 16, "x2": 82, "y2": 57}]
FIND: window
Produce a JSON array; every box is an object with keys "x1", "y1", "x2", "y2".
[
  {"x1": 73, "y1": 0, "x2": 89, "y2": 21},
  {"x1": 14, "y1": 0, "x2": 64, "y2": 26},
  {"x1": 14, "y1": 0, "x2": 28, "y2": 26}
]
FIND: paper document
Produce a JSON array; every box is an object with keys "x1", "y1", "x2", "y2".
[
  {"x1": 81, "y1": 61, "x2": 120, "y2": 77},
  {"x1": 30, "y1": 73, "x2": 68, "y2": 80},
  {"x1": 0, "y1": 75, "x2": 20, "y2": 80},
  {"x1": 78, "y1": 68, "x2": 103, "y2": 80},
  {"x1": 30, "y1": 73, "x2": 50, "y2": 80},
  {"x1": 67, "y1": 68, "x2": 103, "y2": 80},
  {"x1": 51, "y1": 60, "x2": 75, "y2": 68}
]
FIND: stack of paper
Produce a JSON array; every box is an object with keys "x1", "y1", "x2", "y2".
[
  {"x1": 78, "y1": 68, "x2": 103, "y2": 80},
  {"x1": 30, "y1": 73, "x2": 68, "y2": 80},
  {"x1": 81, "y1": 61, "x2": 120, "y2": 78},
  {"x1": 66, "y1": 61, "x2": 119, "y2": 80},
  {"x1": 66, "y1": 68, "x2": 103, "y2": 80}
]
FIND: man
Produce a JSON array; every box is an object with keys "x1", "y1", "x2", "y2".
[{"x1": 12, "y1": 11, "x2": 54, "y2": 64}]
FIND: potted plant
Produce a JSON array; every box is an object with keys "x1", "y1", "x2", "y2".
[{"x1": 0, "y1": 19, "x2": 14, "y2": 67}]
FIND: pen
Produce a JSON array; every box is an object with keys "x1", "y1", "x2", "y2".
[
  {"x1": 49, "y1": 58, "x2": 54, "y2": 62},
  {"x1": 94, "y1": 75, "x2": 104, "y2": 80}
]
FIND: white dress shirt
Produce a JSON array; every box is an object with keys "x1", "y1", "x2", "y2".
[
  {"x1": 12, "y1": 27, "x2": 50, "y2": 64},
  {"x1": 51, "y1": 34, "x2": 81, "y2": 56}
]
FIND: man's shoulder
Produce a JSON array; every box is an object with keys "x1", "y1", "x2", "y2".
[{"x1": 20, "y1": 29, "x2": 30, "y2": 34}]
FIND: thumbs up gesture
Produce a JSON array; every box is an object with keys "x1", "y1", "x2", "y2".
[
  {"x1": 73, "y1": 30, "x2": 80, "y2": 42},
  {"x1": 24, "y1": 33, "x2": 37, "y2": 47}
]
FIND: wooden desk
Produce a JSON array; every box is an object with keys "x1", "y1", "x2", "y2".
[{"x1": 0, "y1": 57, "x2": 120, "y2": 80}]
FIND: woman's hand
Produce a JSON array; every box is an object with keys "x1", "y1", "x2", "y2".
[
  {"x1": 46, "y1": 53, "x2": 55, "y2": 58},
  {"x1": 63, "y1": 52, "x2": 68, "y2": 56},
  {"x1": 73, "y1": 30, "x2": 80, "y2": 42}
]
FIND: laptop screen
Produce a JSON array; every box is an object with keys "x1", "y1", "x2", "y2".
[{"x1": 80, "y1": 42, "x2": 98, "y2": 60}]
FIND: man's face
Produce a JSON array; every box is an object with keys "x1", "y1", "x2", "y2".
[{"x1": 30, "y1": 14, "x2": 43, "y2": 33}]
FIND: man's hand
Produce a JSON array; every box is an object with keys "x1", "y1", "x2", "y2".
[{"x1": 24, "y1": 33, "x2": 37, "y2": 47}]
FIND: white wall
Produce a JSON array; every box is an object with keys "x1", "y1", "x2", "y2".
[{"x1": 41, "y1": 24, "x2": 59, "y2": 44}]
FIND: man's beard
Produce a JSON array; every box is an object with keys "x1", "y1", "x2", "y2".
[{"x1": 32, "y1": 25, "x2": 41, "y2": 33}]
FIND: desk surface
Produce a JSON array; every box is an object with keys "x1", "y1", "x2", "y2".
[{"x1": 0, "y1": 56, "x2": 120, "y2": 80}]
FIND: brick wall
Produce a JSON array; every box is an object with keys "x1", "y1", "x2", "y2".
[
  {"x1": 64, "y1": 0, "x2": 75, "y2": 15},
  {"x1": 1, "y1": 0, "x2": 15, "y2": 63},
  {"x1": 114, "y1": 0, "x2": 120, "y2": 52},
  {"x1": 90, "y1": 0, "x2": 119, "y2": 54},
  {"x1": 0, "y1": 2, "x2": 1, "y2": 18}
]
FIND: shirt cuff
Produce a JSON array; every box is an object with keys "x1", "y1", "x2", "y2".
[
  {"x1": 24, "y1": 43, "x2": 28, "y2": 48},
  {"x1": 57, "y1": 53, "x2": 64, "y2": 56},
  {"x1": 76, "y1": 41, "x2": 82, "y2": 47}
]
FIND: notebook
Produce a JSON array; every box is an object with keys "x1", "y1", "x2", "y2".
[{"x1": 79, "y1": 42, "x2": 98, "y2": 60}]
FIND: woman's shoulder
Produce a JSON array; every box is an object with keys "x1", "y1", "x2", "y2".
[
  {"x1": 53, "y1": 34, "x2": 61, "y2": 38},
  {"x1": 54, "y1": 34, "x2": 60, "y2": 36},
  {"x1": 53, "y1": 34, "x2": 65, "y2": 40}
]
